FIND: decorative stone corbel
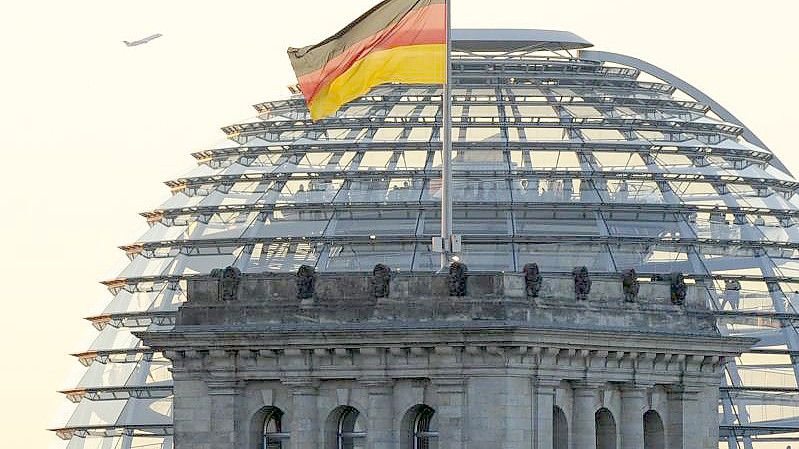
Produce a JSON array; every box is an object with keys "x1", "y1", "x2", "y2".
[
  {"x1": 371, "y1": 264, "x2": 391, "y2": 298},
  {"x1": 670, "y1": 272, "x2": 687, "y2": 305},
  {"x1": 523, "y1": 263, "x2": 542, "y2": 298},
  {"x1": 448, "y1": 261, "x2": 468, "y2": 297},
  {"x1": 210, "y1": 266, "x2": 241, "y2": 301},
  {"x1": 296, "y1": 265, "x2": 316, "y2": 301},
  {"x1": 572, "y1": 266, "x2": 591, "y2": 300},
  {"x1": 621, "y1": 268, "x2": 639, "y2": 302}
]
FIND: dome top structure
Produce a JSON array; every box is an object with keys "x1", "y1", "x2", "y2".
[
  {"x1": 52, "y1": 29, "x2": 799, "y2": 449},
  {"x1": 452, "y1": 28, "x2": 593, "y2": 52}
]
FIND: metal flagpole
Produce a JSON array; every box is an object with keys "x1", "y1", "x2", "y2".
[{"x1": 440, "y1": 0, "x2": 453, "y2": 270}]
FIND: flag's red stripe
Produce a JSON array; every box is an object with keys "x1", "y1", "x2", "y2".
[{"x1": 298, "y1": 3, "x2": 445, "y2": 104}]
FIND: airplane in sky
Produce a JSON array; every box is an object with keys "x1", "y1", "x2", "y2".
[{"x1": 123, "y1": 34, "x2": 163, "y2": 47}]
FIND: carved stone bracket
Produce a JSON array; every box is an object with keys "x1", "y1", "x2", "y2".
[
  {"x1": 296, "y1": 265, "x2": 316, "y2": 300},
  {"x1": 670, "y1": 272, "x2": 687, "y2": 305},
  {"x1": 211, "y1": 266, "x2": 241, "y2": 301},
  {"x1": 523, "y1": 263, "x2": 542, "y2": 298},
  {"x1": 572, "y1": 266, "x2": 591, "y2": 300},
  {"x1": 622, "y1": 268, "x2": 639, "y2": 302},
  {"x1": 371, "y1": 264, "x2": 391, "y2": 298},
  {"x1": 448, "y1": 262, "x2": 468, "y2": 297}
]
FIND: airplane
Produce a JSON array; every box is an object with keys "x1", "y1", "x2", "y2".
[{"x1": 123, "y1": 34, "x2": 163, "y2": 47}]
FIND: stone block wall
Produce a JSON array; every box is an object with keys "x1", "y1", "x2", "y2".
[{"x1": 139, "y1": 271, "x2": 753, "y2": 449}]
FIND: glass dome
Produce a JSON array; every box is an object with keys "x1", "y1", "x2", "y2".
[{"x1": 52, "y1": 29, "x2": 799, "y2": 449}]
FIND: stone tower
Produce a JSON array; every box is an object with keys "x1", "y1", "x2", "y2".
[{"x1": 139, "y1": 267, "x2": 752, "y2": 449}]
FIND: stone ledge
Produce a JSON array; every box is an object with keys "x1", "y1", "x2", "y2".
[
  {"x1": 189, "y1": 271, "x2": 702, "y2": 305},
  {"x1": 178, "y1": 271, "x2": 714, "y2": 335}
]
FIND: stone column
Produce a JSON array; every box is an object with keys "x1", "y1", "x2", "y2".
[
  {"x1": 285, "y1": 378, "x2": 320, "y2": 449},
  {"x1": 620, "y1": 386, "x2": 646, "y2": 449},
  {"x1": 207, "y1": 380, "x2": 241, "y2": 449},
  {"x1": 534, "y1": 379, "x2": 558, "y2": 449},
  {"x1": 362, "y1": 378, "x2": 395, "y2": 449},
  {"x1": 572, "y1": 383, "x2": 599, "y2": 449},
  {"x1": 433, "y1": 377, "x2": 466, "y2": 449},
  {"x1": 667, "y1": 386, "x2": 699, "y2": 449}
]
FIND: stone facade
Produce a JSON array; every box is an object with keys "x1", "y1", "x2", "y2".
[{"x1": 139, "y1": 270, "x2": 753, "y2": 449}]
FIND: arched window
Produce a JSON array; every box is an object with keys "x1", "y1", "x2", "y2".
[
  {"x1": 595, "y1": 408, "x2": 617, "y2": 449},
  {"x1": 643, "y1": 410, "x2": 665, "y2": 449},
  {"x1": 412, "y1": 406, "x2": 438, "y2": 449},
  {"x1": 553, "y1": 406, "x2": 568, "y2": 449},
  {"x1": 262, "y1": 407, "x2": 289, "y2": 449},
  {"x1": 336, "y1": 406, "x2": 366, "y2": 449}
]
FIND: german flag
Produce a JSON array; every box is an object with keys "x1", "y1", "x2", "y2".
[{"x1": 288, "y1": 0, "x2": 447, "y2": 121}]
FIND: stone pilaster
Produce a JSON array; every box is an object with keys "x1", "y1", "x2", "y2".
[
  {"x1": 667, "y1": 386, "x2": 700, "y2": 449},
  {"x1": 433, "y1": 377, "x2": 467, "y2": 449},
  {"x1": 207, "y1": 380, "x2": 241, "y2": 449},
  {"x1": 534, "y1": 379, "x2": 559, "y2": 449},
  {"x1": 362, "y1": 378, "x2": 395, "y2": 449},
  {"x1": 620, "y1": 386, "x2": 647, "y2": 449},
  {"x1": 284, "y1": 378, "x2": 320, "y2": 449},
  {"x1": 572, "y1": 382, "x2": 600, "y2": 449}
]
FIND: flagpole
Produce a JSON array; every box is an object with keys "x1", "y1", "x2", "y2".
[{"x1": 440, "y1": 0, "x2": 453, "y2": 270}]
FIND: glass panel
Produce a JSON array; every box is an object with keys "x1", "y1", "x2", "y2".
[
  {"x1": 611, "y1": 244, "x2": 694, "y2": 274},
  {"x1": 523, "y1": 151, "x2": 580, "y2": 170},
  {"x1": 510, "y1": 178, "x2": 593, "y2": 203},
  {"x1": 581, "y1": 129, "x2": 626, "y2": 140},
  {"x1": 508, "y1": 127, "x2": 570, "y2": 142},
  {"x1": 451, "y1": 178, "x2": 511, "y2": 203},
  {"x1": 264, "y1": 409, "x2": 287, "y2": 449},
  {"x1": 245, "y1": 210, "x2": 330, "y2": 238},
  {"x1": 243, "y1": 242, "x2": 322, "y2": 273},
  {"x1": 327, "y1": 210, "x2": 419, "y2": 236},
  {"x1": 514, "y1": 210, "x2": 601, "y2": 236},
  {"x1": 564, "y1": 105, "x2": 604, "y2": 118},
  {"x1": 654, "y1": 151, "x2": 692, "y2": 168},
  {"x1": 467, "y1": 104, "x2": 500, "y2": 117},
  {"x1": 185, "y1": 211, "x2": 257, "y2": 240},
  {"x1": 357, "y1": 151, "x2": 394, "y2": 170},
  {"x1": 462, "y1": 127, "x2": 503, "y2": 142},
  {"x1": 604, "y1": 180, "x2": 666, "y2": 204},
  {"x1": 506, "y1": 104, "x2": 558, "y2": 117},
  {"x1": 335, "y1": 178, "x2": 423, "y2": 203},
  {"x1": 452, "y1": 149, "x2": 508, "y2": 170},
  {"x1": 516, "y1": 243, "x2": 614, "y2": 272},
  {"x1": 323, "y1": 243, "x2": 415, "y2": 272},
  {"x1": 277, "y1": 179, "x2": 343, "y2": 204},
  {"x1": 459, "y1": 243, "x2": 514, "y2": 271},
  {"x1": 396, "y1": 151, "x2": 429, "y2": 170},
  {"x1": 593, "y1": 152, "x2": 648, "y2": 170},
  {"x1": 421, "y1": 209, "x2": 510, "y2": 236},
  {"x1": 604, "y1": 211, "x2": 690, "y2": 238}
]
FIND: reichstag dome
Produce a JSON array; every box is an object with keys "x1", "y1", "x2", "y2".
[{"x1": 52, "y1": 29, "x2": 799, "y2": 449}]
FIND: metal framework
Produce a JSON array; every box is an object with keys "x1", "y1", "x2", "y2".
[{"x1": 51, "y1": 29, "x2": 799, "y2": 449}]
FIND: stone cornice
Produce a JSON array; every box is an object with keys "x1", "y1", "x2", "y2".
[
  {"x1": 153, "y1": 340, "x2": 730, "y2": 388},
  {"x1": 139, "y1": 324, "x2": 753, "y2": 360}
]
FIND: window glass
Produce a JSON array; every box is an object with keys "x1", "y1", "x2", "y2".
[
  {"x1": 593, "y1": 152, "x2": 647, "y2": 170},
  {"x1": 337, "y1": 407, "x2": 366, "y2": 449},
  {"x1": 516, "y1": 243, "x2": 614, "y2": 272},
  {"x1": 327, "y1": 210, "x2": 419, "y2": 236},
  {"x1": 263, "y1": 408, "x2": 288, "y2": 449},
  {"x1": 413, "y1": 407, "x2": 438, "y2": 449},
  {"x1": 581, "y1": 129, "x2": 626, "y2": 140},
  {"x1": 514, "y1": 210, "x2": 601, "y2": 236},
  {"x1": 324, "y1": 243, "x2": 415, "y2": 272}
]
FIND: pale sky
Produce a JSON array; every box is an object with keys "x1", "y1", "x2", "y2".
[{"x1": 0, "y1": 1, "x2": 797, "y2": 447}]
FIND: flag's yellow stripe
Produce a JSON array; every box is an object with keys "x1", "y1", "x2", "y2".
[{"x1": 308, "y1": 43, "x2": 446, "y2": 120}]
